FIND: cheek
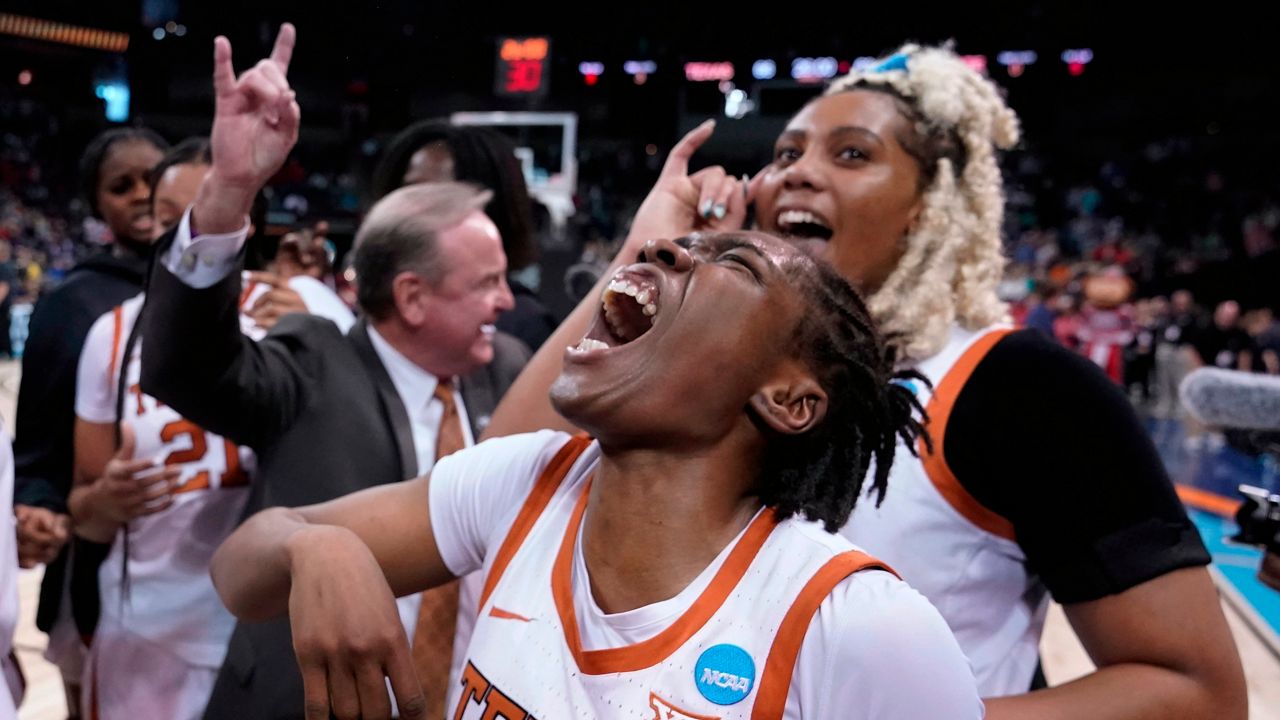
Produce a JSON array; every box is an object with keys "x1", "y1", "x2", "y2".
[
  {"x1": 827, "y1": 193, "x2": 915, "y2": 279},
  {"x1": 98, "y1": 190, "x2": 123, "y2": 213},
  {"x1": 97, "y1": 193, "x2": 133, "y2": 227},
  {"x1": 822, "y1": 236, "x2": 902, "y2": 289},
  {"x1": 754, "y1": 175, "x2": 784, "y2": 219},
  {"x1": 669, "y1": 317, "x2": 774, "y2": 394}
]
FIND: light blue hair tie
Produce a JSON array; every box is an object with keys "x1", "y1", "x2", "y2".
[
  {"x1": 871, "y1": 52, "x2": 910, "y2": 73},
  {"x1": 890, "y1": 378, "x2": 920, "y2": 396}
]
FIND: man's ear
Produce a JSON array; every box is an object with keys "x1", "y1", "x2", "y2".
[
  {"x1": 748, "y1": 370, "x2": 828, "y2": 435},
  {"x1": 391, "y1": 271, "x2": 429, "y2": 326}
]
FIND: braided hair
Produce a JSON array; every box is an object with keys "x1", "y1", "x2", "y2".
[{"x1": 757, "y1": 252, "x2": 928, "y2": 531}]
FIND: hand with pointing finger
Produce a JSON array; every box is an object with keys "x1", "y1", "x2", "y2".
[
  {"x1": 194, "y1": 23, "x2": 302, "y2": 236},
  {"x1": 627, "y1": 120, "x2": 759, "y2": 247}
]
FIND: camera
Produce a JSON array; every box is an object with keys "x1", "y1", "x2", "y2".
[{"x1": 1233, "y1": 485, "x2": 1280, "y2": 591}]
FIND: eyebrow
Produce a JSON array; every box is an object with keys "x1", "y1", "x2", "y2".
[
  {"x1": 829, "y1": 125, "x2": 886, "y2": 149},
  {"x1": 778, "y1": 125, "x2": 885, "y2": 150}
]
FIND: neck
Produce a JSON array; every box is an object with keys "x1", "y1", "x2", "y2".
[
  {"x1": 112, "y1": 237, "x2": 152, "y2": 262},
  {"x1": 371, "y1": 316, "x2": 452, "y2": 377},
  {"x1": 582, "y1": 426, "x2": 764, "y2": 614}
]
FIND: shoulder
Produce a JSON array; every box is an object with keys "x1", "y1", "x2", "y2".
[
  {"x1": 822, "y1": 566, "x2": 952, "y2": 643},
  {"x1": 952, "y1": 328, "x2": 1129, "y2": 420},
  {"x1": 791, "y1": 559, "x2": 983, "y2": 718},
  {"x1": 980, "y1": 327, "x2": 1097, "y2": 376},
  {"x1": 61, "y1": 255, "x2": 145, "y2": 293},
  {"x1": 438, "y1": 430, "x2": 583, "y2": 481},
  {"x1": 492, "y1": 330, "x2": 532, "y2": 363},
  {"x1": 776, "y1": 516, "x2": 862, "y2": 560},
  {"x1": 29, "y1": 274, "x2": 89, "y2": 318},
  {"x1": 266, "y1": 311, "x2": 350, "y2": 347},
  {"x1": 27, "y1": 279, "x2": 131, "y2": 358},
  {"x1": 81, "y1": 304, "x2": 126, "y2": 359},
  {"x1": 285, "y1": 276, "x2": 355, "y2": 330}
]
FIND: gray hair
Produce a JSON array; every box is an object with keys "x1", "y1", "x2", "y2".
[{"x1": 352, "y1": 182, "x2": 493, "y2": 320}]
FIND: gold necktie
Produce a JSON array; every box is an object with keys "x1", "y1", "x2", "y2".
[{"x1": 411, "y1": 380, "x2": 465, "y2": 716}]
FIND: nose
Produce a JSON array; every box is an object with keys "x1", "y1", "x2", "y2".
[
  {"x1": 129, "y1": 177, "x2": 151, "y2": 205},
  {"x1": 494, "y1": 276, "x2": 515, "y2": 312},
  {"x1": 638, "y1": 237, "x2": 693, "y2": 273},
  {"x1": 779, "y1": 152, "x2": 825, "y2": 192}
]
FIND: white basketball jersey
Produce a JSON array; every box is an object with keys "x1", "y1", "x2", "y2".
[
  {"x1": 76, "y1": 295, "x2": 254, "y2": 668},
  {"x1": 237, "y1": 271, "x2": 356, "y2": 339},
  {"x1": 0, "y1": 425, "x2": 18, "y2": 718},
  {"x1": 842, "y1": 324, "x2": 1048, "y2": 697},
  {"x1": 452, "y1": 437, "x2": 897, "y2": 720}
]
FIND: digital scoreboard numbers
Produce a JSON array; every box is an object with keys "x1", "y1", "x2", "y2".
[{"x1": 496, "y1": 37, "x2": 550, "y2": 98}]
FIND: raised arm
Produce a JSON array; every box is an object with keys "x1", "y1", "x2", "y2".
[{"x1": 139, "y1": 24, "x2": 308, "y2": 449}]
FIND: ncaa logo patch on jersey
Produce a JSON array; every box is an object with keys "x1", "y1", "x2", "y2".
[{"x1": 693, "y1": 644, "x2": 755, "y2": 705}]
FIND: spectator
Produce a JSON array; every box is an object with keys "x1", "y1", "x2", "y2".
[{"x1": 1190, "y1": 300, "x2": 1253, "y2": 371}]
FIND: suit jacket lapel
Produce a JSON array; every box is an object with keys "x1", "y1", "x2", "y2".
[
  {"x1": 459, "y1": 366, "x2": 496, "y2": 440},
  {"x1": 348, "y1": 320, "x2": 418, "y2": 479}
]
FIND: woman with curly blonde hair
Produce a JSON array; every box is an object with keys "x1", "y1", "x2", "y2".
[{"x1": 490, "y1": 43, "x2": 1246, "y2": 719}]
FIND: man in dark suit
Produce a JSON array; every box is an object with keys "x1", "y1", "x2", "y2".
[{"x1": 138, "y1": 25, "x2": 529, "y2": 718}]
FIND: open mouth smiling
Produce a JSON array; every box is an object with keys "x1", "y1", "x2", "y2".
[
  {"x1": 774, "y1": 208, "x2": 834, "y2": 243},
  {"x1": 569, "y1": 268, "x2": 662, "y2": 356}
]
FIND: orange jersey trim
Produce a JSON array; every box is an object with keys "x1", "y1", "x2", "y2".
[
  {"x1": 107, "y1": 305, "x2": 124, "y2": 385},
  {"x1": 477, "y1": 435, "x2": 593, "y2": 613},
  {"x1": 917, "y1": 328, "x2": 1017, "y2": 541},
  {"x1": 552, "y1": 484, "x2": 781, "y2": 675},
  {"x1": 750, "y1": 551, "x2": 897, "y2": 719},
  {"x1": 237, "y1": 280, "x2": 258, "y2": 310}
]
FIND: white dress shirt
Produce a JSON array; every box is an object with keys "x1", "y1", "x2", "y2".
[
  {"x1": 365, "y1": 325, "x2": 476, "y2": 474},
  {"x1": 166, "y1": 207, "x2": 482, "y2": 697}
]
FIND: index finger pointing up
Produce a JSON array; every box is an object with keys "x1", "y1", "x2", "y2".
[
  {"x1": 661, "y1": 119, "x2": 716, "y2": 181},
  {"x1": 212, "y1": 36, "x2": 236, "y2": 98},
  {"x1": 269, "y1": 22, "x2": 296, "y2": 72}
]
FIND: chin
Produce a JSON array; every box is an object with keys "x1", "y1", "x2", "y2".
[
  {"x1": 469, "y1": 340, "x2": 495, "y2": 366},
  {"x1": 548, "y1": 373, "x2": 580, "y2": 420},
  {"x1": 548, "y1": 372, "x2": 610, "y2": 437}
]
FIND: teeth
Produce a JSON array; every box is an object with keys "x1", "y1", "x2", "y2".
[
  {"x1": 573, "y1": 338, "x2": 609, "y2": 353},
  {"x1": 601, "y1": 273, "x2": 660, "y2": 332},
  {"x1": 777, "y1": 209, "x2": 829, "y2": 229}
]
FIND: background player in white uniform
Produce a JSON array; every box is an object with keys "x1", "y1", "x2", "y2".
[
  {"x1": 0, "y1": 424, "x2": 21, "y2": 719},
  {"x1": 60, "y1": 137, "x2": 347, "y2": 720},
  {"x1": 210, "y1": 228, "x2": 981, "y2": 719},
  {"x1": 68, "y1": 292, "x2": 254, "y2": 720}
]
